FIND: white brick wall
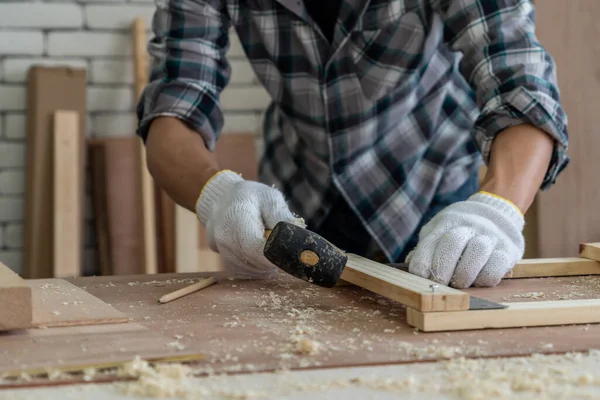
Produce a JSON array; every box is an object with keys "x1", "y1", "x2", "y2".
[{"x1": 0, "y1": 0, "x2": 269, "y2": 275}]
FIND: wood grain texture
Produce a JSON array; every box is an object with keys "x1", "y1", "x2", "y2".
[
  {"x1": 534, "y1": 1, "x2": 600, "y2": 257},
  {"x1": 23, "y1": 67, "x2": 87, "y2": 279},
  {"x1": 132, "y1": 17, "x2": 158, "y2": 275},
  {"x1": 175, "y1": 205, "x2": 199, "y2": 273},
  {"x1": 52, "y1": 111, "x2": 82, "y2": 278},
  {"x1": 407, "y1": 299, "x2": 600, "y2": 332},
  {"x1": 507, "y1": 257, "x2": 600, "y2": 278},
  {"x1": 341, "y1": 253, "x2": 470, "y2": 312},
  {"x1": 89, "y1": 144, "x2": 111, "y2": 276},
  {"x1": 29, "y1": 279, "x2": 129, "y2": 328},
  {"x1": 88, "y1": 138, "x2": 144, "y2": 275},
  {"x1": 0, "y1": 262, "x2": 33, "y2": 331},
  {"x1": 580, "y1": 243, "x2": 600, "y2": 262}
]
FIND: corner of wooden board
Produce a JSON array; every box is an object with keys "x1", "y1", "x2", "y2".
[
  {"x1": 420, "y1": 291, "x2": 470, "y2": 312},
  {"x1": 580, "y1": 242, "x2": 600, "y2": 262}
]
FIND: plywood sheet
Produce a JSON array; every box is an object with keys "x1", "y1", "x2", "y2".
[
  {"x1": 23, "y1": 67, "x2": 87, "y2": 279},
  {"x1": 29, "y1": 279, "x2": 129, "y2": 328},
  {"x1": 535, "y1": 1, "x2": 600, "y2": 257},
  {"x1": 60, "y1": 272, "x2": 600, "y2": 378}
]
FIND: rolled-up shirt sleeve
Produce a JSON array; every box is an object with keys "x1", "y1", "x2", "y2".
[
  {"x1": 434, "y1": 0, "x2": 569, "y2": 189},
  {"x1": 136, "y1": 0, "x2": 231, "y2": 151}
]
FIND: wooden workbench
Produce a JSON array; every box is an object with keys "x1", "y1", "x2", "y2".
[{"x1": 2, "y1": 270, "x2": 600, "y2": 391}]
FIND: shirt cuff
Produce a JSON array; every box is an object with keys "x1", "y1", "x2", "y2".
[
  {"x1": 473, "y1": 86, "x2": 570, "y2": 190},
  {"x1": 135, "y1": 78, "x2": 224, "y2": 152}
]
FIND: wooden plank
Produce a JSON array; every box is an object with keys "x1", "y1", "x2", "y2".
[
  {"x1": 407, "y1": 299, "x2": 600, "y2": 332},
  {"x1": 341, "y1": 253, "x2": 470, "y2": 312},
  {"x1": 156, "y1": 188, "x2": 176, "y2": 274},
  {"x1": 535, "y1": 1, "x2": 600, "y2": 257},
  {"x1": 132, "y1": 17, "x2": 158, "y2": 275},
  {"x1": 580, "y1": 242, "x2": 600, "y2": 262},
  {"x1": 175, "y1": 205, "x2": 199, "y2": 273},
  {"x1": 88, "y1": 143, "x2": 111, "y2": 275},
  {"x1": 88, "y1": 138, "x2": 144, "y2": 275},
  {"x1": 52, "y1": 111, "x2": 82, "y2": 278},
  {"x1": 23, "y1": 67, "x2": 87, "y2": 279},
  {"x1": 29, "y1": 279, "x2": 129, "y2": 328},
  {"x1": 506, "y1": 257, "x2": 600, "y2": 278},
  {"x1": 0, "y1": 262, "x2": 33, "y2": 331}
]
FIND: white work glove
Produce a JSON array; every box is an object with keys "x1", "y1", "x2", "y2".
[
  {"x1": 405, "y1": 192, "x2": 525, "y2": 289},
  {"x1": 195, "y1": 170, "x2": 305, "y2": 278}
]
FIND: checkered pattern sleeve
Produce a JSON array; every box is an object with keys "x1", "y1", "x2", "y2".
[
  {"x1": 434, "y1": 0, "x2": 570, "y2": 189},
  {"x1": 135, "y1": 0, "x2": 231, "y2": 151}
]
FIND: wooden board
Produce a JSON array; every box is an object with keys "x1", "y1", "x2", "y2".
[
  {"x1": 341, "y1": 253, "x2": 470, "y2": 312},
  {"x1": 175, "y1": 205, "x2": 200, "y2": 273},
  {"x1": 88, "y1": 143, "x2": 111, "y2": 276},
  {"x1": 29, "y1": 279, "x2": 129, "y2": 328},
  {"x1": 132, "y1": 17, "x2": 158, "y2": 276},
  {"x1": 580, "y1": 242, "x2": 600, "y2": 262},
  {"x1": 506, "y1": 257, "x2": 600, "y2": 278},
  {"x1": 45, "y1": 272, "x2": 600, "y2": 380},
  {"x1": 23, "y1": 67, "x2": 87, "y2": 279},
  {"x1": 88, "y1": 138, "x2": 144, "y2": 275},
  {"x1": 0, "y1": 262, "x2": 32, "y2": 331},
  {"x1": 535, "y1": 1, "x2": 600, "y2": 257},
  {"x1": 407, "y1": 299, "x2": 600, "y2": 332},
  {"x1": 52, "y1": 110, "x2": 82, "y2": 278},
  {"x1": 156, "y1": 188, "x2": 176, "y2": 274}
]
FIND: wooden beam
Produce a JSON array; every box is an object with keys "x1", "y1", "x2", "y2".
[
  {"x1": 132, "y1": 17, "x2": 158, "y2": 275},
  {"x1": 580, "y1": 243, "x2": 600, "y2": 262},
  {"x1": 506, "y1": 257, "x2": 600, "y2": 278},
  {"x1": 175, "y1": 205, "x2": 199, "y2": 273},
  {"x1": 52, "y1": 110, "x2": 82, "y2": 278},
  {"x1": 407, "y1": 299, "x2": 600, "y2": 332},
  {"x1": 341, "y1": 254, "x2": 470, "y2": 312},
  {"x1": 0, "y1": 262, "x2": 32, "y2": 331}
]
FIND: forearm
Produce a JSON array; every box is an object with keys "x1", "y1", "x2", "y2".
[
  {"x1": 145, "y1": 116, "x2": 220, "y2": 212},
  {"x1": 479, "y1": 124, "x2": 554, "y2": 213}
]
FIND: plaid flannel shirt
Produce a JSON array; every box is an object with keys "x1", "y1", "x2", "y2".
[{"x1": 137, "y1": 0, "x2": 569, "y2": 262}]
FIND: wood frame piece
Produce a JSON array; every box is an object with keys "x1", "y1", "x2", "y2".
[
  {"x1": 340, "y1": 242, "x2": 600, "y2": 332},
  {"x1": 0, "y1": 262, "x2": 33, "y2": 331}
]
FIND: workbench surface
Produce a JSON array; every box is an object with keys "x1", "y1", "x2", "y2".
[{"x1": 2, "y1": 271, "x2": 600, "y2": 398}]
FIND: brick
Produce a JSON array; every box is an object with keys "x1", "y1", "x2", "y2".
[
  {"x1": 0, "y1": 142, "x2": 25, "y2": 168},
  {"x1": 87, "y1": 87, "x2": 134, "y2": 111},
  {"x1": 91, "y1": 114, "x2": 135, "y2": 137},
  {"x1": 0, "y1": 170, "x2": 24, "y2": 195},
  {"x1": 84, "y1": 4, "x2": 154, "y2": 29},
  {"x1": 5, "y1": 114, "x2": 25, "y2": 139},
  {"x1": 0, "y1": 31, "x2": 44, "y2": 56},
  {"x1": 0, "y1": 251, "x2": 22, "y2": 275},
  {"x1": 48, "y1": 32, "x2": 130, "y2": 57},
  {"x1": 220, "y1": 86, "x2": 271, "y2": 111},
  {"x1": 0, "y1": 3, "x2": 82, "y2": 29},
  {"x1": 4, "y1": 224, "x2": 22, "y2": 249},
  {"x1": 2, "y1": 58, "x2": 88, "y2": 83},
  {"x1": 0, "y1": 85, "x2": 26, "y2": 111},
  {"x1": 222, "y1": 113, "x2": 261, "y2": 133},
  {"x1": 0, "y1": 198, "x2": 23, "y2": 222},
  {"x1": 230, "y1": 59, "x2": 257, "y2": 84},
  {"x1": 90, "y1": 60, "x2": 133, "y2": 84}
]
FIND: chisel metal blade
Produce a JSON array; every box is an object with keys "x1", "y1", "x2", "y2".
[{"x1": 387, "y1": 263, "x2": 508, "y2": 310}]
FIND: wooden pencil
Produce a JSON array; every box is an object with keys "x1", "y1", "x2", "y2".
[{"x1": 158, "y1": 276, "x2": 217, "y2": 304}]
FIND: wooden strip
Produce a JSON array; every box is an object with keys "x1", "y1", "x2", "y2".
[
  {"x1": 158, "y1": 276, "x2": 217, "y2": 304},
  {"x1": 0, "y1": 262, "x2": 33, "y2": 331},
  {"x1": 341, "y1": 253, "x2": 470, "y2": 312},
  {"x1": 53, "y1": 111, "x2": 82, "y2": 278},
  {"x1": 175, "y1": 205, "x2": 199, "y2": 273},
  {"x1": 89, "y1": 143, "x2": 111, "y2": 275},
  {"x1": 407, "y1": 299, "x2": 600, "y2": 332},
  {"x1": 23, "y1": 67, "x2": 87, "y2": 279},
  {"x1": 580, "y1": 242, "x2": 600, "y2": 262},
  {"x1": 30, "y1": 279, "x2": 129, "y2": 328},
  {"x1": 506, "y1": 257, "x2": 600, "y2": 278},
  {"x1": 132, "y1": 17, "x2": 158, "y2": 275}
]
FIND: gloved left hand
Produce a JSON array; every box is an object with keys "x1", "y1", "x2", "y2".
[{"x1": 405, "y1": 191, "x2": 525, "y2": 289}]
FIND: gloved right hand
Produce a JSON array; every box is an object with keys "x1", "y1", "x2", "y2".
[{"x1": 195, "y1": 170, "x2": 305, "y2": 278}]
